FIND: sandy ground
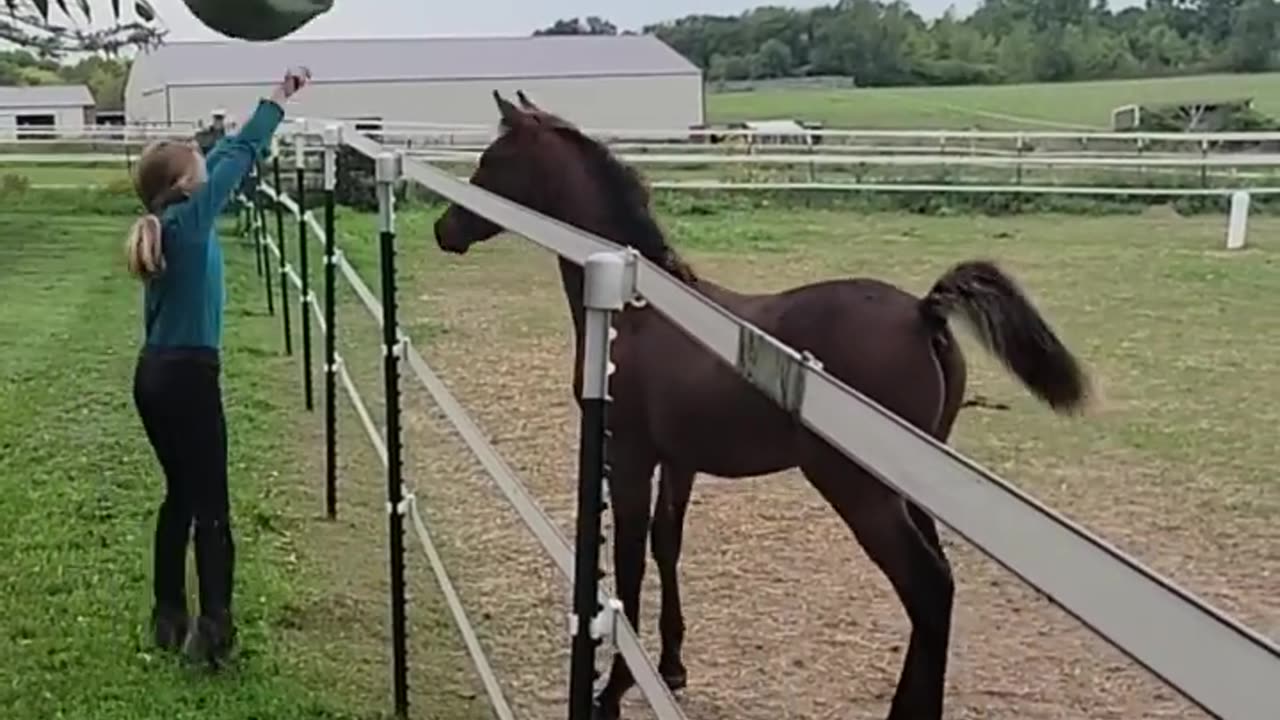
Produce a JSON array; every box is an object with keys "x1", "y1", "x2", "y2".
[{"x1": 305, "y1": 224, "x2": 1278, "y2": 720}]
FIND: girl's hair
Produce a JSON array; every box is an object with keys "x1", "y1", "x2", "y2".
[{"x1": 125, "y1": 140, "x2": 205, "y2": 280}]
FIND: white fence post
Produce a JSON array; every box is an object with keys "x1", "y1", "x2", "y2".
[{"x1": 1226, "y1": 190, "x2": 1250, "y2": 250}]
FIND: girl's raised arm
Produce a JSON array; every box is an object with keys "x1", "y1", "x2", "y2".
[{"x1": 176, "y1": 68, "x2": 311, "y2": 237}]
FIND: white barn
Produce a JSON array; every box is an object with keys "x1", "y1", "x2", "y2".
[
  {"x1": 125, "y1": 35, "x2": 705, "y2": 134},
  {"x1": 0, "y1": 85, "x2": 95, "y2": 134}
]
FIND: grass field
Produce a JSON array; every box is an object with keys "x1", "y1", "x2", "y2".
[
  {"x1": 707, "y1": 71, "x2": 1280, "y2": 130},
  {"x1": 0, "y1": 164, "x2": 129, "y2": 187},
  {"x1": 290, "y1": 194, "x2": 1279, "y2": 719},
  {"x1": 0, "y1": 196, "x2": 489, "y2": 720},
  {"x1": 5, "y1": 170, "x2": 1277, "y2": 719}
]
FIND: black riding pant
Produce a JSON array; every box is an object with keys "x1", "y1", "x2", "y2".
[{"x1": 132, "y1": 346, "x2": 235, "y2": 619}]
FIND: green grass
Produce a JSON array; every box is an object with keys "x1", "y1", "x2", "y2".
[
  {"x1": 0, "y1": 163, "x2": 129, "y2": 187},
  {"x1": 0, "y1": 201, "x2": 488, "y2": 720},
  {"x1": 708, "y1": 71, "x2": 1280, "y2": 130}
]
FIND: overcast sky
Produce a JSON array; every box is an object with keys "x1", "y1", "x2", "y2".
[{"x1": 128, "y1": 0, "x2": 1075, "y2": 40}]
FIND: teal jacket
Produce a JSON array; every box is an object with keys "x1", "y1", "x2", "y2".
[{"x1": 142, "y1": 99, "x2": 284, "y2": 352}]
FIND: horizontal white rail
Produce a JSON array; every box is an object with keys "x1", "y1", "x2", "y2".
[
  {"x1": 401, "y1": 344, "x2": 686, "y2": 720},
  {"x1": 307, "y1": 267, "x2": 516, "y2": 720},
  {"x1": 407, "y1": 494, "x2": 517, "y2": 720},
  {"x1": 7, "y1": 118, "x2": 1280, "y2": 148},
  {"x1": 336, "y1": 126, "x2": 1280, "y2": 719},
  {"x1": 348, "y1": 118, "x2": 1280, "y2": 144},
  {"x1": 409, "y1": 142, "x2": 1245, "y2": 159},
  {"x1": 406, "y1": 148, "x2": 1280, "y2": 169},
  {"x1": 644, "y1": 179, "x2": 1280, "y2": 196}
]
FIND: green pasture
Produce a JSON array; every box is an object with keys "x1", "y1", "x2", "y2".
[
  {"x1": 0, "y1": 163, "x2": 128, "y2": 188},
  {"x1": 1, "y1": 136, "x2": 1277, "y2": 716},
  {"x1": 0, "y1": 193, "x2": 487, "y2": 720},
  {"x1": 707, "y1": 71, "x2": 1280, "y2": 130}
]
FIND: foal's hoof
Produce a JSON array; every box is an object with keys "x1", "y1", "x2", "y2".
[
  {"x1": 661, "y1": 668, "x2": 688, "y2": 692},
  {"x1": 591, "y1": 698, "x2": 621, "y2": 720}
]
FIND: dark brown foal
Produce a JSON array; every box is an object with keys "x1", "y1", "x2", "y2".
[{"x1": 432, "y1": 91, "x2": 1092, "y2": 720}]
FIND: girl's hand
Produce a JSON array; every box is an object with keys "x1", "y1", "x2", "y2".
[{"x1": 270, "y1": 66, "x2": 311, "y2": 105}]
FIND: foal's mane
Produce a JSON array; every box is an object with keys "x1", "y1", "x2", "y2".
[{"x1": 502, "y1": 110, "x2": 697, "y2": 283}]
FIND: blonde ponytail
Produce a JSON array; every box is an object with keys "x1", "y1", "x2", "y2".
[{"x1": 126, "y1": 214, "x2": 165, "y2": 280}]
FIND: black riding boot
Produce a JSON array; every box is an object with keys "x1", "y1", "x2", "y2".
[
  {"x1": 150, "y1": 495, "x2": 190, "y2": 651},
  {"x1": 183, "y1": 518, "x2": 237, "y2": 668}
]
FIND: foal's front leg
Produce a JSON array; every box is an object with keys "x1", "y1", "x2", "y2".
[
  {"x1": 650, "y1": 463, "x2": 695, "y2": 691},
  {"x1": 593, "y1": 444, "x2": 657, "y2": 720}
]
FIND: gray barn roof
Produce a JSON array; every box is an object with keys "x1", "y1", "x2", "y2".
[
  {"x1": 0, "y1": 84, "x2": 95, "y2": 108},
  {"x1": 130, "y1": 35, "x2": 700, "y2": 90}
]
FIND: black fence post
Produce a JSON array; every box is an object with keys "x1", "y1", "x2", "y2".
[
  {"x1": 273, "y1": 144, "x2": 293, "y2": 356},
  {"x1": 569, "y1": 251, "x2": 629, "y2": 720},
  {"x1": 255, "y1": 163, "x2": 275, "y2": 318},
  {"x1": 251, "y1": 164, "x2": 263, "y2": 277},
  {"x1": 323, "y1": 124, "x2": 341, "y2": 520},
  {"x1": 296, "y1": 135, "x2": 315, "y2": 411},
  {"x1": 376, "y1": 151, "x2": 410, "y2": 719}
]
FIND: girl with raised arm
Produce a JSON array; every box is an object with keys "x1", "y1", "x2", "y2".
[{"x1": 126, "y1": 67, "x2": 311, "y2": 668}]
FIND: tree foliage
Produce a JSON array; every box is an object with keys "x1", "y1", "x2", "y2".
[
  {"x1": 0, "y1": 49, "x2": 130, "y2": 108},
  {"x1": 1, "y1": 0, "x2": 161, "y2": 58},
  {"x1": 642, "y1": 0, "x2": 1280, "y2": 86},
  {"x1": 534, "y1": 16, "x2": 619, "y2": 36}
]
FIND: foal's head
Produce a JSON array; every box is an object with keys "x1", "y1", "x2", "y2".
[{"x1": 433, "y1": 90, "x2": 696, "y2": 282}]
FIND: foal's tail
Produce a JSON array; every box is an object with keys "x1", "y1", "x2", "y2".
[{"x1": 919, "y1": 260, "x2": 1092, "y2": 414}]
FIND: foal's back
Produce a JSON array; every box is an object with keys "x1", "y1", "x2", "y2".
[{"x1": 610, "y1": 276, "x2": 953, "y2": 479}]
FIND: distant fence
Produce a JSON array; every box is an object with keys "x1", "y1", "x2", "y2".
[
  {"x1": 6, "y1": 123, "x2": 1280, "y2": 199},
  {"x1": 228, "y1": 115, "x2": 1280, "y2": 720}
]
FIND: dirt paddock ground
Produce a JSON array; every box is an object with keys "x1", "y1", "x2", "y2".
[{"x1": 324, "y1": 205, "x2": 1278, "y2": 720}]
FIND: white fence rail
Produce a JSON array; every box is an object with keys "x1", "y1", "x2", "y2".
[
  {"x1": 9, "y1": 120, "x2": 1280, "y2": 152},
  {"x1": 255, "y1": 170, "x2": 685, "y2": 719},
  {"x1": 348, "y1": 119, "x2": 1280, "y2": 145},
  {"x1": 7, "y1": 119, "x2": 1280, "y2": 199},
  {"x1": 406, "y1": 147, "x2": 1280, "y2": 168},
  {"x1": 252, "y1": 185, "x2": 524, "y2": 720},
  {"x1": 331, "y1": 123, "x2": 1280, "y2": 719}
]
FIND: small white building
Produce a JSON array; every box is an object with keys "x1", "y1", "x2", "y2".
[
  {"x1": 125, "y1": 35, "x2": 705, "y2": 136},
  {"x1": 0, "y1": 85, "x2": 95, "y2": 134}
]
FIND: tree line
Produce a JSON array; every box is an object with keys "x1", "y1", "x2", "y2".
[
  {"x1": 0, "y1": 51, "x2": 129, "y2": 110},
  {"x1": 538, "y1": 0, "x2": 1280, "y2": 87}
]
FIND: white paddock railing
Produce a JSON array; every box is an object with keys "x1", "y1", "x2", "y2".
[
  {"x1": 6, "y1": 120, "x2": 1280, "y2": 200},
  {"x1": 8, "y1": 120, "x2": 1280, "y2": 152},
  {"x1": 317, "y1": 121, "x2": 1279, "y2": 719},
  {"x1": 406, "y1": 149, "x2": 1280, "y2": 169},
  {"x1": 251, "y1": 155, "x2": 684, "y2": 719},
  {"x1": 361, "y1": 119, "x2": 1280, "y2": 145}
]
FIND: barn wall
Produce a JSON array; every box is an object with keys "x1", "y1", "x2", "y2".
[
  {"x1": 143, "y1": 74, "x2": 704, "y2": 135},
  {"x1": 127, "y1": 88, "x2": 169, "y2": 126},
  {"x1": 0, "y1": 105, "x2": 88, "y2": 132}
]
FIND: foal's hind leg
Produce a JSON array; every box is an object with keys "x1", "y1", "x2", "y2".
[
  {"x1": 650, "y1": 463, "x2": 695, "y2": 691},
  {"x1": 593, "y1": 444, "x2": 658, "y2": 720},
  {"x1": 907, "y1": 501, "x2": 945, "y2": 562},
  {"x1": 801, "y1": 448, "x2": 954, "y2": 720}
]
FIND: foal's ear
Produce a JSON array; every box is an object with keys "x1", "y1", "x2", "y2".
[
  {"x1": 493, "y1": 90, "x2": 529, "y2": 129},
  {"x1": 516, "y1": 89, "x2": 540, "y2": 112}
]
